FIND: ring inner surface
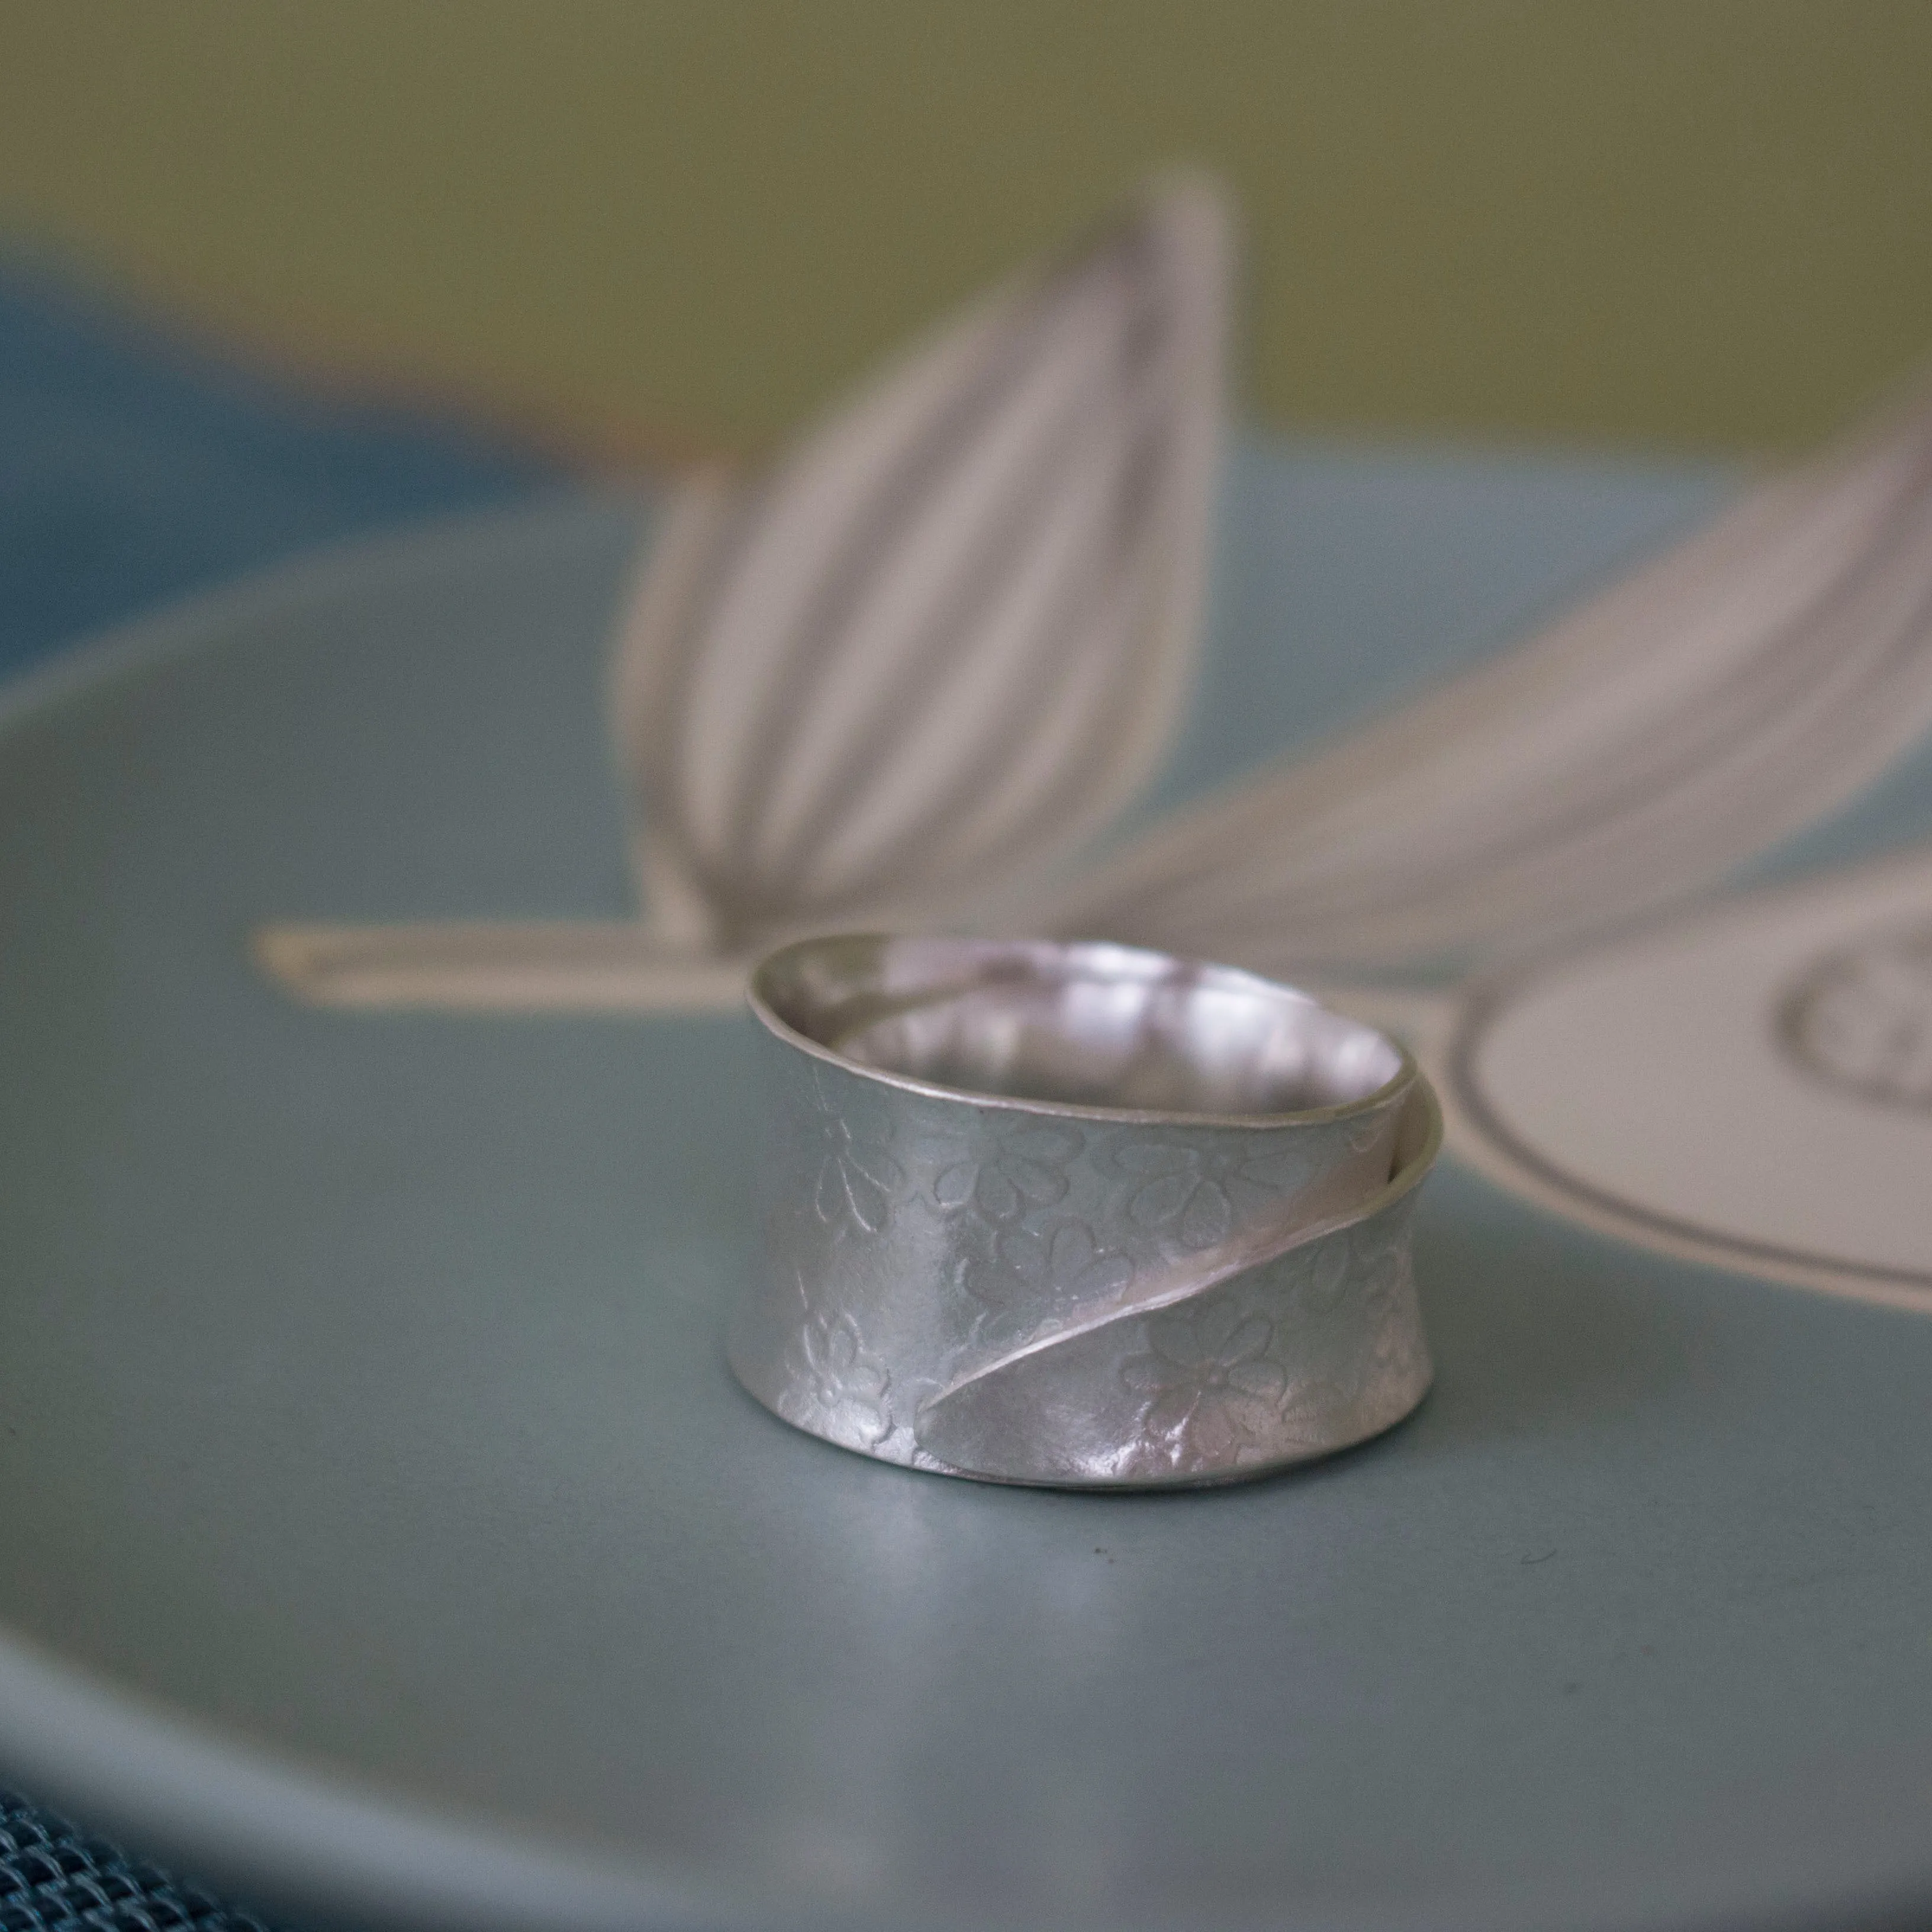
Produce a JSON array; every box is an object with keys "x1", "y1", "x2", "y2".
[{"x1": 761, "y1": 938, "x2": 1403, "y2": 1118}]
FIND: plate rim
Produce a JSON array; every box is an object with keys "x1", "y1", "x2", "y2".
[{"x1": 5, "y1": 473, "x2": 1932, "y2": 1932}]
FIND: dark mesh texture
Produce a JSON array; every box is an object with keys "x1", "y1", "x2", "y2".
[{"x1": 0, "y1": 1795, "x2": 275, "y2": 1932}]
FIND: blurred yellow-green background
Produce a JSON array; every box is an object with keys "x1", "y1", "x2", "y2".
[{"x1": 2, "y1": 0, "x2": 1930, "y2": 461}]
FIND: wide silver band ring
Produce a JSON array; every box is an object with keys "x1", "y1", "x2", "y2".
[{"x1": 730, "y1": 936, "x2": 1441, "y2": 1488}]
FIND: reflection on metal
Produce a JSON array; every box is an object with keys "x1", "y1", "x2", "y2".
[{"x1": 730, "y1": 935, "x2": 1438, "y2": 1487}]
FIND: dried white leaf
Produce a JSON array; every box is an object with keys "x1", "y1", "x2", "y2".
[{"x1": 1055, "y1": 385, "x2": 1932, "y2": 975}]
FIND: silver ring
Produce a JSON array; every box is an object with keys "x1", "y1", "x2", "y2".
[{"x1": 730, "y1": 936, "x2": 1440, "y2": 1487}]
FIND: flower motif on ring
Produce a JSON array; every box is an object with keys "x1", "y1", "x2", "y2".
[
  {"x1": 973, "y1": 1217, "x2": 1134, "y2": 1316},
  {"x1": 788, "y1": 1300, "x2": 893, "y2": 1448},
  {"x1": 1116, "y1": 1139, "x2": 1308, "y2": 1251},
  {"x1": 1356, "y1": 1231, "x2": 1407, "y2": 1318},
  {"x1": 1292, "y1": 1236, "x2": 1355, "y2": 1320},
  {"x1": 930, "y1": 1115, "x2": 1083, "y2": 1223},
  {"x1": 1359, "y1": 1235, "x2": 1424, "y2": 1386},
  {"x1": 1121, "y1": 1297, "x2": 1287, "y2": 1465},
  {"x1": 807, "y1": 1073, "x2": 904, "y2": 1237}
]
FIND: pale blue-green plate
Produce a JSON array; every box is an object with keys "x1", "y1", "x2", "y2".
[{"x1": 2, "y1": 440, "x2": 1929, "y2": 1932}]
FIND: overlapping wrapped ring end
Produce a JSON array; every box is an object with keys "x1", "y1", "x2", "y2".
[{"x1": 729, "y1": 935, "x2": 1441, "y2": 1489}]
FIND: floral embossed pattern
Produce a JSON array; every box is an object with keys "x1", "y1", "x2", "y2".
[
  {"x1": 1292, "y1": 1238, "x2": 1355, "y2": 1320},
  {"x1": 972, "y1": 1217, "x2": 1135, "y2": 1322},
  {"x1": 785, "y1": 1276, "x2": 893, "y2": 1448},
  {"x1": 742, "y1": 936, "x2": 1436, "y2": 1485},
  {"x1": 806, "y1": 1069, "x2": 905, "y2": 1235},
  {"x1": 1121, "y1": 1296, "x2": 1287, "y2": 1467},
  {"x1": 930, "y1": 1115, "x2": 1083, "y2": 1223},
  {"x1": 1115, "y1": 1138, "x2": 1310, "y2": 1250},
  {"x1": 1358, "y1": 1216, "x2": 1427, "y2": 1388}
]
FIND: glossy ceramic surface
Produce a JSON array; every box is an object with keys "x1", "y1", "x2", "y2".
[{"x1": 3, "y1": 447, "x2": 1932, "y2": 1932}]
